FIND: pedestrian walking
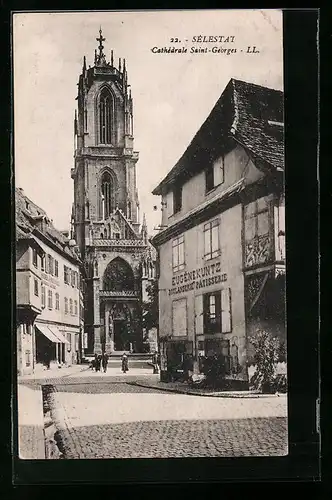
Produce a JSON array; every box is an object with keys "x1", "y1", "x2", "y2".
[
  {"x1": 102, "y1": 352, "x2": 109, "y2": 373},
  {"x1": 121, "y1": 353, "x2": 129, "y2": 373},
  {"x1": 152, "y1": 351, "x2": 159, "y2": 374},
  {"x1": 95, "y1": 354, "x2": 102, "y2": 372}
]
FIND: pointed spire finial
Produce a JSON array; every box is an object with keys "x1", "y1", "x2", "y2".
[
  {"x1": 83, "y1": 55, "x2": 86, "y2": 72},
  {"x1": 119, "y1": 57, "x2": 121, "y2": 72},
  {"x1": 95, "y1": 27, "x2": 107, "y2": 66},
  {"x1": 111, "y1": 49, "x2": 114, "y2": 67}
]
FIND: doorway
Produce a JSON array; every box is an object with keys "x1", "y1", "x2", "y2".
[{"x1": 113, "y1": 320, "x2": 130, "y2": 351}]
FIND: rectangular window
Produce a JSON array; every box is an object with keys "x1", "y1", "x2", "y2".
[
  {"x1": 173, "y1": 184, "x2": 182, "y2": 214},
  {"x1": 71, "y1": 270, "x2": 75, "y2": 287},
  {"x1": 64, "y1": 297, "x2": 68, "y2": 314},
  {"x1": 32, "y1": 249, "x2": 38, "y2": 268},
  {"x1": 69, "y1": 298, "x2": 73, "y2": 315},
  {"x1": 203, "y1": 289, "x2": 232, "y2": 334},
  {"x1": 41, "y1": 255, "x2": 45, "y2": 272},
  {"x1": 172, "y1": 298, "x2": 187, "y2": 337},
  {"x1": 244, "y1": 197, "x2": 270, "y2": 240},
  {"x1": 74, "y1": 300, "x2": 78, "y2": 316},
  {"x1": 25, "y1": 350, "x2": 31, "y2": 367},
  {"x1": 206, "y1": 156, "x2": 225, "y2": 192},
  {"x1": 204, "y1": 219, "x2": 220, "y2": 259},
  {"x1": 172, "y1": 234, "x2": 185, "y2": 272},
  {"x1": 34, "y1": 279, "x2": 39, "y2": 296},
  {"x1": 55, "y1": 292, "x2": 60, "y2": 310},
  {"x1": 64, "y1": 265, "x2": 69, "y2": 284},
  {"x1": 48, "y1": 289, "x2": 53, "y2": 309},
  {"x1": 76, "y1": 272, "x2": 80, "y2": 289},
  {"x1": 205, "y1": 165, "x2": 214, "y2": 192},
  {"x1": 203, "y1": 291, "x2": 221, "y2": 334},
  {"x1": 41, "y1": 286, "x2": 45, "y2": 308},
  {"x1": 47, "y1": 255, "x2": 54, "y2": 276},
  {"x1": 54, "y1": 260, "x2": 59, "y2": 277}
]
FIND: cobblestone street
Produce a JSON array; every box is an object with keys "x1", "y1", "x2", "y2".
[{"x1": 22, "y1": 368, "x2": 288, "y2": 459}]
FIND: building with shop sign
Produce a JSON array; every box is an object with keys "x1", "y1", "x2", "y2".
[
  {"x1": 71, "y1": 30, "x2": 155, "y2": 355},
  {"x1": 151, "y1": 78, "x2": 285, "y2": 388},
  {"x1": 16, "y1": 187, "x2": 84, "y2": 375}
]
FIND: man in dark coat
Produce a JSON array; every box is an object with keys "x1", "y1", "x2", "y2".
[
  {"x1": 102, "y1": 353, "x2": 109, "y2": 373},
  {"x1": 121, "y1": 353, "x2": 129, "y2": 373}
]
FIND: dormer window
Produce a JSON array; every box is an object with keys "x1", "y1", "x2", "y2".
[{"x1": 205, "y1": 156, "x2": 224, "y2": 193}]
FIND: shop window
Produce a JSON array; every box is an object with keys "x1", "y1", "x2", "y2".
[
  {"x1": 32, "y1": 248, "x2": 38, "y2": 268},
  {"x1": 48, "y1": 289, "x2": 53, "y2": 309},
  {"x1": 34, "y1": 279, "x2": 39, "y2": 296},
  {"x1": 54, "y1": 260, "x2": 59, "y2": 277},
  {"x1": 204, "y1": 219, "x2": 220, "y2": 259},
  {"x1": 55, "y1": 292, "x2": 60, "y2": 310},
  {"x1": 205, "y1": 156, "x2": 224, "y2": 193},
  {"x1": 202, "y1": 288, "x2": 232, "y2": 334},
  {"x1": 64, "y1": 297, "x2": 68, "y2": 314},
  {"x1": 41, "y1": 286, "x2": 46, "y2": 308},
  {"x1": 173, "y1": 184, "x2": 182, "y2": 214},
  {"x1": 172, "y1": 298, "x2": 187, "y2": 337},
  {"x1": 74, "y1": 300, "x2": 78, "y2": 316},
  {"x1": 172, "y1": 234, "x2": 185, "y2": 272},
  {"x1": 69, "y1": 298, "x2": 73, "y2": 315}
]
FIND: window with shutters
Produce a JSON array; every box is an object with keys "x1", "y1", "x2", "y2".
[
  {"x1": 55, "y1": 292, "x2": 60, "y2": 310},
  {"x1": 69, "y1": 298, "x2": 73, "y2": 315},
  {"x1": 204, "y1": 219, "x2": 220, "y2": 260},
  {"x1": 172, "y1": 235, "x2": 185, "y2": 272},
  {"x1": 41, "y1": 286, "x2": 46, "y2": 308},
  {"x1": 64, "y1": 297, "x2": 68, "y2": 314},
  {"x1": 32, "y1": 248, "x2": 38, "y2": 268},
  {"x1": 41, "y1": 255, "x2": 45, "y2": 272},
  {"x1": 48, "y1": 255, "x2": 54, "y2": 276},
  {"x1": 172, "y1": 298, "x2": 187, "y2": 337},
  {"x1": 173, "y1": 184, "x2": 182, "y2": 214},
  {"x1": 64, "y1": 265, "x2": 69, "y2": 284},
  {"x1": 74, "y1": 300, "x2": 78, "y2": 316},
  {"x1": 34, "y1": 279, "x2": 39, "y2": 296},
  {"x1": 205, "y1": 156, "x2": 224, "y2": 193},
  {"x1": 54, "y1": 260, "x2": 59, "y2": 277},
  {"x1": 201, "y1": 288, "x2": 232, "y2": 334},
  {"x1": 48, "y1": 290, "x2": 53, "y2": 309}
]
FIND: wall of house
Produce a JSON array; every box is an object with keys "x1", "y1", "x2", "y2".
[
  {"x1": 16, "y1": 323, "x2": 34, "y2": 375},
  {"x1": 36, "y1": 239, "x2": 80, "y2": 329},
  {"x1": 16, "y1": 246, "x2": 42, "y2": 311},
  {"x1": 158, "y1": 202, "x2": 247, "y2": 379},
  {"x1": 161, "y1": 145, "x2": 264, "y2": 227}
]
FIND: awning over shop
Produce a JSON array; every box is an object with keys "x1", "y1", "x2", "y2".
[
  {"x1": 35, "y1": 324, "x2": 59, "y2": 343},
  {"x1": 48, "y1": 326, "x2": 70, "y2": 345}
]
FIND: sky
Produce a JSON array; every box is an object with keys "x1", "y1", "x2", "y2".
[{"x1": 13, "y1": 9, "x2": 283, "y2": 236}]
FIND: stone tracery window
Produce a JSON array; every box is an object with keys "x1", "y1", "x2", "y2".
[
  {"x1": 99, "y1": 88, "x2": 112, "y2": 144},
  {"x1": 103, "y1": 257, "x2": 135, "y2": 291},
  {"x1": 100, "y1": 170, "x2": 116, "y2": 219}
]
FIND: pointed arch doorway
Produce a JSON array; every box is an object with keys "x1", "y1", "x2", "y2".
[{"x1": 109, "y1": 303, "x2": 131, "y2": 351}]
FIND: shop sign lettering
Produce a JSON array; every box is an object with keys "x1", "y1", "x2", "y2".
[{"x1": 169, "y1": 263, "x2": 227, "y2": 296}]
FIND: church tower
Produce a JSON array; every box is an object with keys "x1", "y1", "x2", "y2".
[{"x1": 71, "y1": 29, "x2": 152, "y2": 354}]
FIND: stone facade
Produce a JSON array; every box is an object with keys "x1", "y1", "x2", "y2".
[{"x1": 72, "y1": 30, "x2": 155, "y2": 354}]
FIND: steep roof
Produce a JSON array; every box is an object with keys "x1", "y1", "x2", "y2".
[
  {"x1": 15, "y1": 187, "x2": 80, "y2": 263},
  {"x1": 152, "y1": 78, "x2": 284, "y2": 195}
]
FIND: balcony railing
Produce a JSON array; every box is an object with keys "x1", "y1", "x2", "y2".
[{"x1": 99, "y1": 290, "x2": 139, "y2": 298}]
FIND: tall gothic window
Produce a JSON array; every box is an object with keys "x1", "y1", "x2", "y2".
[
  {"x1": 103, "y1": 257, "x2": 135, "y2": 291},
  {"x1": 99, "y1": 88, "x2": 112, "y2": 144},
  {"x1": 100, "y1": 170, "x2": 116, "y2": 219}
]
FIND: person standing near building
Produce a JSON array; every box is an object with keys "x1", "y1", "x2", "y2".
[
  {"x1": 121, "y1": 353, "x2": 129, "y2": 373},
  {"x1": 102, "y1": 352, "x2": 109, "y2": 373}
]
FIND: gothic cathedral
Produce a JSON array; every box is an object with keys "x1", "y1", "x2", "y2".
[{"x1": 71, "y1": 30, "x2": 155, "y2": 355}]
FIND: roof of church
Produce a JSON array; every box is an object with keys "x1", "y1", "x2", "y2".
[
  {"x1": 15, "y1": 187, "x2": 80, "y2": 262},
  {"x1": 152, "y1": 78, "x2": 284, "y2": 195}
]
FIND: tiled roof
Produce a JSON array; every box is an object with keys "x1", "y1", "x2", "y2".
[
  {"x1": 152, "y1": 78, "x2": 284, "y2": 195},
  {"x1": 15, "y1": 187, "x2": 80, "y2": 262}
]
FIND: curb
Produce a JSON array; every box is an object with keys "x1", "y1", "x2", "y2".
[{"x1": 127, "y1": 381, "x2": 285, "y2": 399}]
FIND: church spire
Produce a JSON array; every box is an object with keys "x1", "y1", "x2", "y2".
[{"x1": 95, "y1": 27, "x2": 107, "y2": 66}]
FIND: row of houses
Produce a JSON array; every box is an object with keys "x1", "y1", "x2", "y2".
[
  {"x1": 151, "y1": 78, "x2": 286, "y2": 388},
  {"x1": 15, "y1": 187, "x2": 85, "y2": 375}
]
